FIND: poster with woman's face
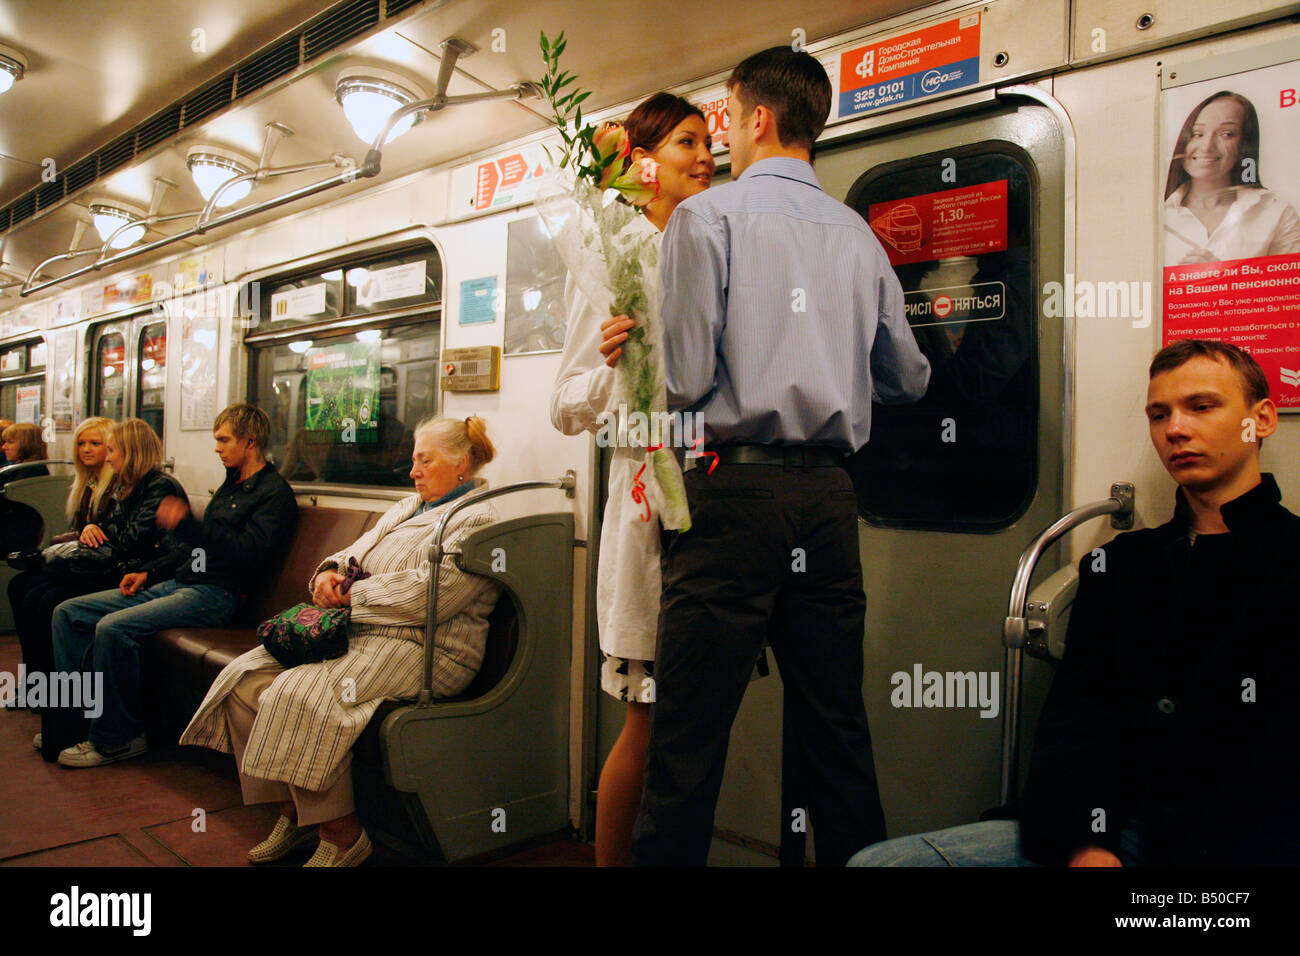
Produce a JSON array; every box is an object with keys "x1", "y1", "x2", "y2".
[{"x1": 1161, "y1": 56, "x2": 1300, "y2": 409}]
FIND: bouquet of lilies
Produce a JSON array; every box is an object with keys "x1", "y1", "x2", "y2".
[{"x1": 534, "y1": 30, "x2": 691, "y2": 532}]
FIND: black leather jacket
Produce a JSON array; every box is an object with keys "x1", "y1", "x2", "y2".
[{"x1": 95, "y1": 469, "x2": 189, "y2": 578}]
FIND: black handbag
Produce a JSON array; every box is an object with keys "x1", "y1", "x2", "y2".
[{"x1": 42, "y1": 541, "x2": 122, "y2": 583}]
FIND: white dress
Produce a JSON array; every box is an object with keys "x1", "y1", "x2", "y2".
[{"x1": 551, "y1": 255, "x2": 664, "y2": 700}]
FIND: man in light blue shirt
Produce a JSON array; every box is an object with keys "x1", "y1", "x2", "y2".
[{"x1": 629, "y1": 47, "x2": 930, "y2": 867}]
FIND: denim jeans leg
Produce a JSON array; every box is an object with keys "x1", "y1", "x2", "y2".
[
  {"x1": 53, "y1": 580, "x2": 239, "y2": 748},
  {"x1": 848, "y1": 820, "x2": 1035, "y2": 867}
]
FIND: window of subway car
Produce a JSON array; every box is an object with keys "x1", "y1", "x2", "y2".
[{"x1": 245, "y1": 244, "x2": 443, "y2": 489}]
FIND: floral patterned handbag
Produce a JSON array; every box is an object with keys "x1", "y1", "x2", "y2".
[{"x1": 257, "y1": 558, "x2": 370, "y2": 668}]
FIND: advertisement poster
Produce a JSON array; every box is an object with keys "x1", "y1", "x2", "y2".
[
  {"x1": 15, "y1": 385, "x2": 40, "y2": 425},
  {"x1": 837, "y1": 11, "x2": 980, "y2": 119},
  {"x1": 1161, "y1": 50, "x2": 1300, "y2": 408},
  {"x1": 52, "y1": 329, "x2": 76, "y2": 432},
  {"x1": 869, "y1": 179, "x2": 1007, "y2": 267},
  {"x1": 449, "y1": 144, "x2": 552, "y2": 216},
  {"x1": 304, "y1": 341, "x2": 380, "y2": 443},
  {"x1": 180, "y1": 295, "x2": 219, "y2": 431}
]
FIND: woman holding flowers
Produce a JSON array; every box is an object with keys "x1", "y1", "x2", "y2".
[{"x1": 549, "y1": 91, "x2": 715, "y2": 865}]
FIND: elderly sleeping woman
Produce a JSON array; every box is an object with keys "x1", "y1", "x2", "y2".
[{"x1": 180, "y1": 415, "x2": 501, "y2": 867}]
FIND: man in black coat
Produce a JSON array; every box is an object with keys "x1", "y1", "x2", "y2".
[{"x1": 850, "y1": 339, "x2": 1298, "y2": 866}]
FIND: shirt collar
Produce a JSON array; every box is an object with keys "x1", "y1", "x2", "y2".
[
  {"x1": 1171, "y1": 473, "x2": 1282, "y2": 535},
  {"x1": 738, "y1": 157, "x2": 822, "y2": 190},
  {"x1": 1166, "y1": 182, "x2": 1266, "y2": 212}
]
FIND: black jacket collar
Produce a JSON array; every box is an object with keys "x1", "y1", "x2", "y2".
[{"x1": 1169, "y1": 473, "x2": 1282, "y2": 537}]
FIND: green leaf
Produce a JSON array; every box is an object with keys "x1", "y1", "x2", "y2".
[
  {"x1": 574, "y1": 106, "x2": 581, "y2": 128},
  {"x1": 554, "y1": 37, "x2": 567, "y2": 57},
  {"x1": 572, "y1": 90, "x2": 592, "y2": 106},
  {"x1": 557, "y1": 74, "x2": 576, "y2": 89},
  {"x1": 540, "y1": 31, "x2": 549, "y2": 56}
]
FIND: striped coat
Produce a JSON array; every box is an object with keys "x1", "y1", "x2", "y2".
[{"x1": 179, "y1": 482, "x2": 500, "y2": 792}]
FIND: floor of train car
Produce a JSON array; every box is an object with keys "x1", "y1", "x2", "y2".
[{"x1": 0, "y1": 633, "x2": 593, "y2": 867}]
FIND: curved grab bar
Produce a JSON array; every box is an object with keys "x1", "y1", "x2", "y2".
[
  {"x1": 418, "y1": 470, "x2": 577, "y2": 706},
  {"x1": 997, "y1": 482, "x2": 1134, "y2": 807},
  {"x1": 0, "y1": 458, "x2": 74, "y2": 477}
]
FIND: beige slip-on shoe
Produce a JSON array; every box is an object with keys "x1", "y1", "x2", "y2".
[
  {"x1": 248, "y1": 815, "x2": 320, "y2": 864},
  {"x1": 303, "y1": 829, "x2": 372, "y2": 868}
]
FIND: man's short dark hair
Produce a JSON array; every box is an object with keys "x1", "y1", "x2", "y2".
[
  {"x1": 727, "y1": 47, "x2": 832, "y2": 150},
  {"x1": 1149, "y1": 339, "x2": 1269, "y2": 406},
  {"x1": 214, "y1": 403, "x2": 270, "y2": 451}
]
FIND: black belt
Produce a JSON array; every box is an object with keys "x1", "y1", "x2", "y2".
[{"x1": 683, "y1": 444, "x2": 847, "y2": 471}]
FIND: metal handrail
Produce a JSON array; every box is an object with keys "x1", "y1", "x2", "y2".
[
  {"x1": 997, "y1": 482, "x2": 1134, "y2": 807},
  {"x1": 0, "y1": 458, "x2": 73, "y2": 477},
  {"x1": 418, "y1": 470, "x2": 576, "y2": 706}
]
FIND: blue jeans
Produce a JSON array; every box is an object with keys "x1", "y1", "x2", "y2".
[
  {"x1": 52, "y1": 579, "x2": 240, "y2": 749},
  {"x1": 847, "y1": 819, "x2": 1150, "y2": 867}
]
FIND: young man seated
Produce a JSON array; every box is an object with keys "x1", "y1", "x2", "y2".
[
  {"x1": 50, "y1": 405, "x2": 299, "y2": 768},
  {"x1": 850, "y1": 339, "x2": 1298, "y2": 866}
]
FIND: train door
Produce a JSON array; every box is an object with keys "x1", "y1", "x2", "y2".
[
  {"x1": 799, "y1": 93, "x2": 1067, "y2": 844},
  {"x1": 89, "y1": 312, "x2": 169, "y2": 454}
]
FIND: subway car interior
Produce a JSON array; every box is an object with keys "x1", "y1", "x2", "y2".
[{"x1": 0, "y1": 0, "x2": 1296, "y2": 885}]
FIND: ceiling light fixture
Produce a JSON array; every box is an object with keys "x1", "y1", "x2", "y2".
[
  {"x1": 335, "y1": 67, "x2": 427, "y2": 145},
  {"x1": 185, "y1": 146, "x2": 254, "y2": 207},
  {"x1": 0, "y1": 45, "x2": 27, "y2": 95},
  {"x1": 88, "y1": 202, "x2": 147, "y2": 250}
]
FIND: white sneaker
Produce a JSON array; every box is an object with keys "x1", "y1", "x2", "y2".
[{"x1": 57, "y1": 736, "x2": 147, "y2": 768}]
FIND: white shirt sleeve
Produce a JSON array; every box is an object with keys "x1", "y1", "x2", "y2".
[{"x1": 550, "y1": 273, "x2": 616, "y2": 436}]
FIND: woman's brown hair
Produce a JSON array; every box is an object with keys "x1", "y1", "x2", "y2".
[
  {"x1": 109, "y1": 419, "x2": 163, "y2": 498},
  {"x1": 2, "y1": 422, "x2": 47, "y2": 462},
  {"x1": 622, "y1": 92, "x2": 707, "y2": 172}
]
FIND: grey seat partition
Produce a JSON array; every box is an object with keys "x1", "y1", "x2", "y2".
[
  {"x1": 379, "y1": 510, "x2": 574, "y2": 862},
  {"x1": 0, "y1": 472, "x2": 74, "y2": 630}
]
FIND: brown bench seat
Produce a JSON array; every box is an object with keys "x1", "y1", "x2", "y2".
[{"x1": 140, "y1": 503, "x2": 382, "y2": 740}]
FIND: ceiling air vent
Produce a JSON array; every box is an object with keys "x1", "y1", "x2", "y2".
[
  {"x1": 10, "y1": 193, "x2": 36, "y2": 227},
  {"x1": 64, "y1": 157, "x2": 98, "y2": 194},
  {"x1": 97, "y1": 133, "x2": 137, "y2": 177},
  {"x1": 35, "y1": 179, "x2": 64, "y2": 211},
  {"x1": 235, "y1": 35, "x2": 301, "y2": 97},
  {"x1": 183, "y1": 74, "x2": 236, "y2": 128},
  {"x1": 136, "y1": 104, "x2": 184, "y2": 152},
  {"x1": 304, "y1": 0, "x2": 380, "y2": 60},
  {"x1": 385, "y1": 0, "x2": 424, "y2": 16}
]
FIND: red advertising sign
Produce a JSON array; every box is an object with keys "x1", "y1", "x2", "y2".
[
  {"x1": 1163, "y1": 253, "x2": 1300, "y2": 408},
  {"x1": 695, "y1": 90, "x2": 730, "y2": 148},
  {"x1": 475, "y1": 161, "x2": 500, "y2": 210},
  {"x1": 868, "y1": 180, "x2": 1008, "y2": 266},
  {"x1": 497, "y1": 153, "x2": 528, "y2": 188}
]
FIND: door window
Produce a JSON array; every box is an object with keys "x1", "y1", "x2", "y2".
[{"x1": 846, "y1": 144, "x2": 1038, "y2": 531}]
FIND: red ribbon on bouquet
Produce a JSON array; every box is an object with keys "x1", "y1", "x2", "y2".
[{"x1": 629, "y1": 444, "x2": 664, "y2": 523}]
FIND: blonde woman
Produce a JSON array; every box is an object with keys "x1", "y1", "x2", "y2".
[
  {"x1": 37, "y1": 420, "x2": 188, "y2": 761},
  {"x1": 181, "y1": 415, "x2": 502, "y2": 867}
]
